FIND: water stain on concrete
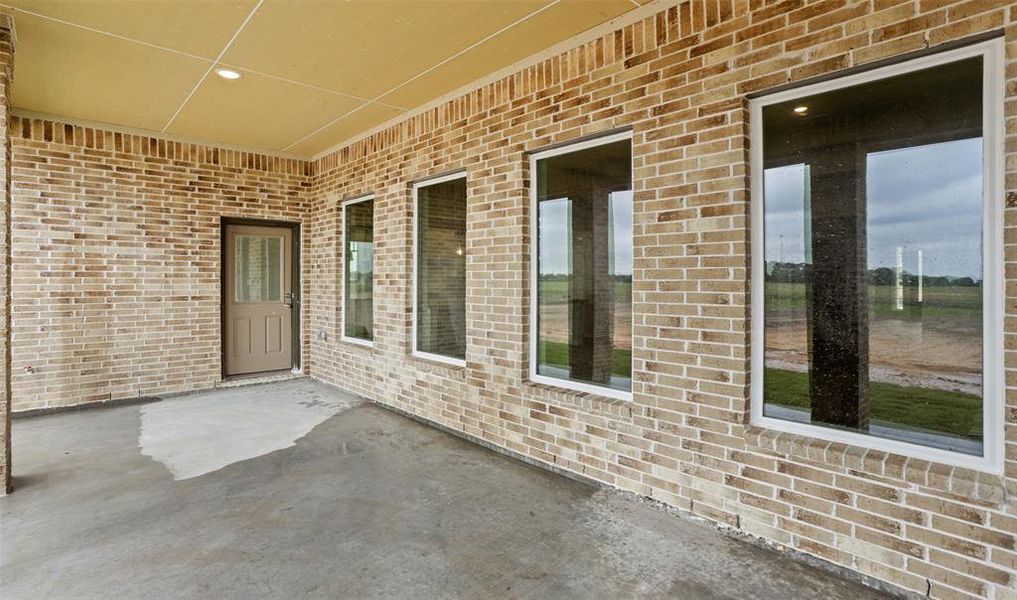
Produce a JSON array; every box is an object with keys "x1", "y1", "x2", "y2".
[{"x1": 138, "y1": 378, "x2": 361, "y2": 480}]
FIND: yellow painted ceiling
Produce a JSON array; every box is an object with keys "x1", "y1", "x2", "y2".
[
  {"x1": 286, "y1": 102, "x2": 406, "y2": 157},
  {"x1": 168, "y1": 66, "x2": 368, "y2": 149},
  {"x1": 6, "y1": 0, "x2": 648, "y2": 157},
  {"x1": 378, "y1": 0, "x2": 640, "y2": 109}
]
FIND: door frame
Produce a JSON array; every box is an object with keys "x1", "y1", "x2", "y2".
[{"x1": 220, "y1": 217, "x2": 302, "y2": 379}]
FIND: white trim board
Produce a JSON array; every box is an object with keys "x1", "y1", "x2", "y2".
[
  {"x1": 748, "y1": 38, "x2": 1005, "y2": 474},
  {"x1": 411, "y1": 171, "x2": 469, "y2": 368},
  {"x1": 528, "y1": 129, "x2": 634, "y2": 402}
]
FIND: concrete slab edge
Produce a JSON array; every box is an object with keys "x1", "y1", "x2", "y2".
[
  {"x1": 12, "y1": 395, "x2": 162, "y2": 419},
  {"x1": 12, "y1": 374, "x2": 312, "y2": 419}
]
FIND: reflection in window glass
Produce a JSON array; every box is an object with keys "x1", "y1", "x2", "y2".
[
  {"x1": 235, "y1": 235, "x2": 282, "y2": 303},
  {"x1": 416, "y1": 177, "x2": 467, "y2": 360},
  {"x1": 761, "y1": 57, "x2": 984, "y2": 455},
  {"x1": 535, "y1": 138, "x2": 632, "y2": 392},
  {"x1": 344, "y1": 199, "x2": 374, "y2": 341}
]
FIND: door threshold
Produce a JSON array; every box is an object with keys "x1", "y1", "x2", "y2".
[{"x1": 219, "y1": 370, "x2": 304, "y2": 389}]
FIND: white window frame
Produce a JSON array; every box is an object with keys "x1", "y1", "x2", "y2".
[
  {"x1": 749, "y1": 38, "x2": 1005, "y2": 473},
  {"x1": 340, "y1": 193, "x2": 375, "y2": 348},
  {"x1": 411, "y1": 171, "x2": 468, "y2": 367},
  {"x1": 528, "y1": 130, "x2": 634, "y2": 402}
]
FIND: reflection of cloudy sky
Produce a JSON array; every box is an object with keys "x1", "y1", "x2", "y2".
[
  {"x1": 764, "y1": 164, "x2": 809, "y2": 266},
  {"x1": 765, "y1": 138, "x2": 982, "y2": 279},
  {"x1": 539, "y1": 191, "x2": 633, "y2": 275}
]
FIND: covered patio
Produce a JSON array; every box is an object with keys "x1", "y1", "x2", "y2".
[{"x1": 0, "y1": 1, "x2": 1014, "y2": 599}]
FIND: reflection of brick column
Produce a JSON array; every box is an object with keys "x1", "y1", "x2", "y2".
[
  {"x1": 568, "y1": 180, "x2": 613, "y2": 385},
  {"x1": 807, "y1": 145, "x2": 869, "y2": 429},
  {"x1": 250, "y1": 239, "x2": 265, "y2": 298},
  {"x1": 418, "y1": 181, "x2": 466, "y2": 357},
  {"x1": 0, "y1": 11, "x2": 14, "y2": 495},
  {"x1": 235, "y1": 236, "x2": 272, "y2": 301},
  {"x1": 591, "y1": 185, "x2": 614, "y2": 384}
]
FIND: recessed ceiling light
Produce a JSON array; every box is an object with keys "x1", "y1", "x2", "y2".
[
  {"x1": 793, "y1": 105, "x2": 809, "y2": 115},
  {"x1": 215, "y1": 68, "x2": 241, "y2": 80}
]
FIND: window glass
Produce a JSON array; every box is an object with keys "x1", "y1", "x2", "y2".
[
  {"x1": 535, "y1": 138, "x2": 632, "y2": 392},
  {"x1": 416, "y1": 177, "x2": 467, "y2": 360},
  {"x1": 235, "y1": 235, "x2": 283, "y2": 303},
  {"x1": 762, "y1": 57, "x2": 984, "y2": 455},
  {"x1": 344, "y1": 199, "x2": 374, "y2": 341}
]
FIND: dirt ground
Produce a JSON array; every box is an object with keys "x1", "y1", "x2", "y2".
[
  {"x1": 538, "y1": 302, "x2": 632, "y2": 348},
  {"x1": 765, "y1": 318, "x2": 982, "y2": 395},
  {"x1": 535, "y1": 302, "x2": 981, "y2": 396}
]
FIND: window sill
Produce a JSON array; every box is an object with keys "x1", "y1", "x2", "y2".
[
  {"x1": 529, "y1": 372, "x2": 632, "y2": 401},
  {"x1": 410, "y1": 351, "x2": 467, "y2": 370},
  {"x1": 340, "y1": 336, "x2": 374, "y2": 349},
  {"x1": 524, "y1": 378, "x2": 634, "y2": 420},
  {"x1": 745, "y1": 426, "x2": 1009, "y2": 507}
]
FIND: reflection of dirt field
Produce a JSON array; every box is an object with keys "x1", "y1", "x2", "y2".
[
  {"x1": 538, "y1": 302, "x2": 632, "y2": 348},
  {"x1": 766, "y1": 318, "x2": 981, "y2": 395}
]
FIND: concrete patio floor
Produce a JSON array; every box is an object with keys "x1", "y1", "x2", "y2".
[{"x1": 1, "y1": 379, "x2": 893, "y2": 599}]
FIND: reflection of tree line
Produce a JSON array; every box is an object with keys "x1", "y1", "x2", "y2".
[{"x1": 765, "y1": 262, "x2": 980, "y2": 287}]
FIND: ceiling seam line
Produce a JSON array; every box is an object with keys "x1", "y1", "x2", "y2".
[
  {"x1": 214, "y1": 63, "x2": 409, "y2": 110},
  {"x1": 278, "y1": 103, "x2": 373, "y2": 152},
  {"x1": 370, "y1": 0, "x2": 564, "y2": 101},
  {"x1": 0, "y1": 4, "x2": 212, "y2": 62},
  {"x1": 281, "y1": 0, "x2": 562, "y2": 152},
  {"x1": 0, "y1": 3, "x2": 410, "y2": 110},
  {"x1": 160, "y1": 0, "x2": 266, "y2": 133},
  {"x1": 306, "y1": 0, "x2": 668, "y2": 160}
]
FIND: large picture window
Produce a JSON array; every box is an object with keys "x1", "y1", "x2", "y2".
[
  {"x1": 750, "y1": 40, "x2": 1003, "y2": 471},
  {"x1": 413, "y1": 173, "x2": 467, "y2": 365},
  {"x1": 342, "y1": 195, "x2": 374, "y2": 344},
  {"x1": 530, "y1": 132, "x2": 633, "y2": 399}
]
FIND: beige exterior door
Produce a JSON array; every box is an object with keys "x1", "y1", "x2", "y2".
[{"x1": 224, "y1": 224, "x2": 293, "y2": 376}]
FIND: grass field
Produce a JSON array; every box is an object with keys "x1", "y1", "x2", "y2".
[
  {"x1": 764, "y1": 368, "x2": 981, "y2": 439},
  {"x1": 534, "y1": 278, "x2": 981, "y2": 440},
  {"x1": 538, "y1": 339, "x2": 631, "y2": 378},
  {"x1": 765, "y1": 282, "x2": 981, "y2": 320},
  {"x1": 538, "y1": 279, "x2": 632, "y2": 304}
]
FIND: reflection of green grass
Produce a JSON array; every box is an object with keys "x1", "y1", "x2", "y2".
[
  {"x1": 765, "y1": 282, "x2": 981, "y2": 320},
  {"x1": 539, "y1": 279, "x2": 632, "y2": 303},
  {"x1": 764, "y1": 368, "x2": 981, "y2": 439},
  {"x1": 539, "y1": 339, "x2": 631, "y2": 377}
]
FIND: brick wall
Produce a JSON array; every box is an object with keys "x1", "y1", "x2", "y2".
[
  {"x1": 307, "y1": 2, "x2": 1017, "y2": 599},
  {"x1": 9, "y1": 119, "x2": 310, "y2": 411},
  {"x1": 0, "y1": 13, "x2": 13, "y2": 494}
]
